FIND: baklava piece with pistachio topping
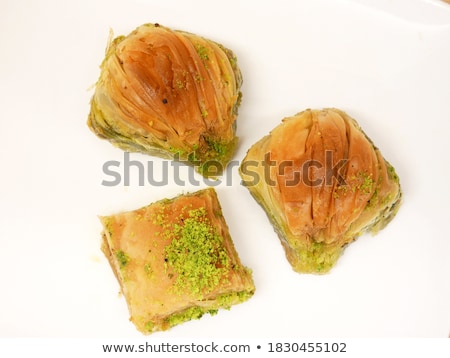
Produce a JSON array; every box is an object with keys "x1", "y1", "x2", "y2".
[
  {"x1": 88, "y1": 23, "x2": 243, "y2": 176},
  {"x1": 240, "y1": 108, "x2": 401, "y2": 274},
  {"x1": 99, "y1": 188, "x2": 254, "y2": 334}
]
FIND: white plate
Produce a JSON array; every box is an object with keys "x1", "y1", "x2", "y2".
[{"x1": 0, "y1": 0, "x2": 449, "y2": 338}]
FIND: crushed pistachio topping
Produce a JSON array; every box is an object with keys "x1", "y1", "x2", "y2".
[
  {"x1": 175, "y1": 79, "x2": 185, "y2": 89},
  {"x1": 165, "y1": 306, "x2": 216, "y2": 328},
  {"x1": 296, "y1": 241, "x2": 342, "y2": 273},
  {"x1": 358, "y1": 172, "x2": 374, "y2": 194},
  {"x1": 144, "y1": 263, "x2": 153, "y2": 278},
  {"x1": 195, "y1": 44, "x2": 209, "y2": 61},
  {"x1": 115, "y1": 250, "x2": 130, "y2": 268},
  {"x1": 333, "y1": 184, "x2": 348, "y2": 199},
  {"x1": 161, "y1": 290, "x2": 252, "y2": 329},
  {"x1": 103, "y1": 218, "x2": 113, "y2": 237},
  {"x1": 194, "y1": 73, "x2": 204, "y2": 82},
  {"x1": 144, "y1": 320, "x2": 154, "y2": 332},
  {"x1": 204, "y1": 138, "x2": 231, "y2": 161},
  {"x1": 347, "y1": 171, "x2": 375, "y2": 194},
  {"x1": 387, "y1": 163, "x2": 399, "y2": 181},
  {"x1": 162, "y1": 207, "x2": 230, "y2": 298}
]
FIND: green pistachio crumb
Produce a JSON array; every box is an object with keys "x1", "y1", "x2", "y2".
[
  {"x1": 358, "y1": 172, "x2": 374, "y2": 194},
  {"x1": 387, "y1": 163, "x2": 399, "y2": 181},
  {"x1": 164, "y1": 291, "x2": 252, "y2": 328},
  {"x1": 194, "y1": 73, "x2": 204, "y2": 82},
  {"x1": 349, "y1": 172, "x2": 374, "y2": 194},
  {"x1": 144, "y1": 263, "x2": 153, "y2": 277},
  {"x1": 175, "y1": 79, "x2": 185, "y2": 89},
  {"x1": 144, "y1": 321, "x2": 154, "y2": 332},
  {"x1": 165, "y1": 306, "x2": 205, "y2": 327},
  {"x1": 115, "y1": 250, "x2": 130, "y2": 268},
  {"x1": 164, "y1": 207, "x2": 230, "y2": 298},
  {"x1": 195, "y1": 44, "x2": 209, "y2": 61},
  {"x1": 103, "y1": 219, "x2": 113, "y2": 236}
]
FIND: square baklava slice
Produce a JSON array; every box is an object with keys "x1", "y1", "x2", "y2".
[{"x1": 99, "y1": 188, "x2": 254, "y2": 334}]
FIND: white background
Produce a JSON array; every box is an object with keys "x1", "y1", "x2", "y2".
[{"x1": 0, "y1": 0, "x2": 449, "y2": 341}]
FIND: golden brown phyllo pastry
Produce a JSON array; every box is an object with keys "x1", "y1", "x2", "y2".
[
  {"x1": 240, "y1": 108, "x2": 401, "y2": 274},
  {"x1": 88, "y1": 23, "x2": 243, "y2": 176},
  {"x1": 99, "y1": 188, "x2": 254, "y2": 334}
]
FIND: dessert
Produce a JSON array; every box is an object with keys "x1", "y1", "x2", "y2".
[
  {"x1": 240, "y1": 108, "x2": 402, "y2": 274},
  {"x1": 99, "y1": 188, "x2": 254, "y2": 333},
  {"x1": 88, "y1": 23, "x2": 243, "y2": 176}
]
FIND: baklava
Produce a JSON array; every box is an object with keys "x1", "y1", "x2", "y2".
[
  {"x1": 240, "y1": 108, "x2": 401, "y2": 274},
  {"x1": 99, "y1": 188, "x2": 254, "y2": 333}
]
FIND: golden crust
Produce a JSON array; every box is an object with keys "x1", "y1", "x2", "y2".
[
  {"x1": 88, "y1": 23, "x2": 242, "y2": 175},
  {"x1": 240, "y1": 108, "x2": 401, "y2": 273},
  {"x1": 100, "y1": 188, "x2": 254, "y2": 333}
]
